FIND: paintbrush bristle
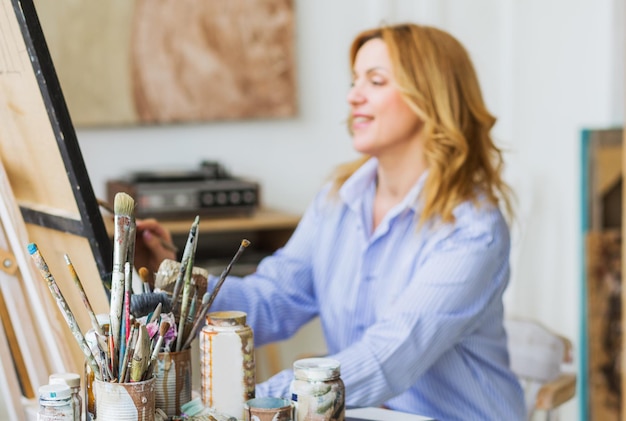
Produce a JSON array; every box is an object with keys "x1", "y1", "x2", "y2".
[
  {"x1": 114, "y1": 192, "x2": 135, "y2": 216},
  {"x1": 241, "y1": 239, "x2": 250, "y2": 247},
  {"x1": 159, "y1": 321, "x2": 170, "y2": 337},
  {"x1": 201, "y1": 291, "x2": 210, "y2": 306},
  {"x1": 138, "y1": 267, "x2": 150, "y2": 283}
]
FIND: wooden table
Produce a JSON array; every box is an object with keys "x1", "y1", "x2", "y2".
[{"x1": 104, "y1": 207, "x2": 301, "y2": 262}]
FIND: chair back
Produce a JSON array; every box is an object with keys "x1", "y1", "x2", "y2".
[{"x1": 504, "y1": 318, "x2": 574, "y2": 417}]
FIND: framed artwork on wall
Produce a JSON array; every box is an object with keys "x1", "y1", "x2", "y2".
[
  {"x1": 32, "y1": 0, "x2": 297, "y2": 127},
  {"x1": 580, "y1": 127, "x2": 623, "y2": 420}
]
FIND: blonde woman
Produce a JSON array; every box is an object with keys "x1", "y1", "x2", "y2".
[{"x1": 138, "y1": 23, "x2": 525, "y2": 420}]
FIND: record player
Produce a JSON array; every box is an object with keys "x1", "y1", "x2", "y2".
[{"x1": 106, "y1": 161, "x2": 260, "y2": 219}]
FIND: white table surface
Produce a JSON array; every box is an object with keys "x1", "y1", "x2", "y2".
[{"x1": 346, "y1": 407, "x2": 436, "y2": 421}]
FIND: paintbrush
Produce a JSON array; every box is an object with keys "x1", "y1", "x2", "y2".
[
  {"x1": 130, "y1": 325, "x2": 151, "y2": 382},
  {"x1": 127, "y1": 215, "x2": 137, "y2": 273},
  {"x1": 108, "y1": 332, "x2": 115, "y2": 378},
  {"x1": 94, "y1": 331, "x2": 112, "y2": 380},
  {"x1": 170, "y1": 215, "x2": 200, "y2": 314},
  {"x1": 119, "y1": 323, "x2": 138, "y2": 383},
  {"x1": 98, "y1": 198, "x2": 179, "y2": 254},
  {"x1": 181, "y1": 239, "x2": 250, "y2": 350},
  {"x1": 64, "y1": 254, "x2": 104, "y2": 337},
  {"x1": 186, "y1": 286, "x2": 198, "y2": 324},
  {"x1": 176, "y1": 236, "x2": 198, "y2": 351},
  {"x1": 124, "y1": 262, "x2": 132, "y2": 344},
  {"x1": 27, "y1": 243, "x2": 102, "y2": 380},
  {"x1": 138, "y1": 266, "x2": 152, "y2": 294},
  {"x1": 119, "y1": 262, "x2": 133, "y2": 367},
  {"x1": 147, "y1": 321, "x2": 171, "y2": 380},
  {"x1": 149, "y1": 321, "x2": 170, "y2": 362},
  {"x1": 147, "y1": 302, "x2": 163, "y2": 327},
  {"x1": 110, "y1": 192, "x2": 134, "y2": 377},
  {"x1": 179, "y1": 283, "x2": 197, "y2": 342},
  {"x1": 180, "y1": 294, "x2": 212, "y2": 352},
  {"x1": 85, "y1": 329, "x2": 112, "y2": 381}
]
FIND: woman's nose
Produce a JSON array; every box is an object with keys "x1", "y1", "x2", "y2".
[{"x1": 347, "y1": 84, "x2": 365, "y2": 105}]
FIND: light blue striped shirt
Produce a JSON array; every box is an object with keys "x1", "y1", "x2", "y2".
[{"x1": 207, "y1": 158, "x2": 526, "y2": 420}]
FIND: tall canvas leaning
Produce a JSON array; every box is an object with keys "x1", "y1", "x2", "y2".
[{"x1": 0, "y1": 0, "x2": 112, "y2": 418}]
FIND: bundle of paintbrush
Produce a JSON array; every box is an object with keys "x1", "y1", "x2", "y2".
[
  {"x1": 108, "y1": 192, "x2": 139, "y2": 380},
  {"x1": 140, "y1": 214, "x2": 218, "y2": 353},
  {"x1": 27, "y1": 243, "x2": 106, "y2": 380},
  {"x1": 105, "y1": 192, "x2": 184, "y2": 382},
  {"x1": 131, "y1": 215, "x2": 251, "y2": 354},
  {"x1": 27, "y1": 244, "x2": 157, "y2": 383},
  {"x1": 25, "y1": 192, "x2": 169, "y2": 383},
  {"x1": 128, "y1": 214, "x2": 204, "y2": 355},
  {"x1": 27, "y1": 190, "x2": 251, "y2": 385}
]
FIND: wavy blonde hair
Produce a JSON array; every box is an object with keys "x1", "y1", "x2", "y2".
[{"x1": 333, "y1": 23, "x2": 513, "y2": 224}]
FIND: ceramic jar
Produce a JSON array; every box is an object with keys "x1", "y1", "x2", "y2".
[{"x1": 200, "y1": 310, "x2": 255, "y2": 420}]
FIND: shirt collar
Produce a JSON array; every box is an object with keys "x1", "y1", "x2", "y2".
[{"x1": 339, "y1": 157, "x2": 428, "y2": 214}]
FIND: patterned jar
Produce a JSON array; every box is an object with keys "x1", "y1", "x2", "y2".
[
  {"x1": 290, "y1": 358, "x2": 345, "y2": 421},
  {"x1": 200, "y1": 310, "x2": 255, "y2": 420}
]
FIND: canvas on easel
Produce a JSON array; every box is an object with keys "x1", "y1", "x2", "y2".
[{"x1": 0, "y1": 0, "x2": 112, "y2": 418}]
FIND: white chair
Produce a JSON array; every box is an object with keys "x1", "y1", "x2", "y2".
[{"x1": 505, "y1": 318, "x2": 577, "y2": 420}]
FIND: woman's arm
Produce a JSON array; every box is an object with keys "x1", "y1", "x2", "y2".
[{"x1": 258, "y1": 209, "x2": 511, "y2": 407}]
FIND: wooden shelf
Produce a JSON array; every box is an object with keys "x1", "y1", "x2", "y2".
[
  {"x1": 160, "y1": 208, "x2": 300, "y2": 235},
  {"x1": 103, "y1": 208, "x2": 301, "y2": 259},
  {"x1": 103, "y1": 208, "x2": 300, "y2": 236}
]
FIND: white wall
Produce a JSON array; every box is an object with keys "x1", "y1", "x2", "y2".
[{"x1": 71, "y1": 1, "x2": 620, "y2": 420}]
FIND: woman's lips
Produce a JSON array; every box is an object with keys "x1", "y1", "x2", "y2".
[{"x1": 352, "y1": 115, "x2": 372, "y2": 129}]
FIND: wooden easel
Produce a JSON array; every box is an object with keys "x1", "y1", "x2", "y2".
[{"x1": 0, "y1": 0, "x2": 112, "y2": 418}]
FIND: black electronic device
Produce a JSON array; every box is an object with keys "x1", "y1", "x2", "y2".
[{"x1": 106, "y1": 161, "x2": 260, "y2": 219}]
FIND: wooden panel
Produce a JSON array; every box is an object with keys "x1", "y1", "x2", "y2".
[
  {"x1": 0, "y1": 0, "x2": 113, "y2": 416},
  {"x1": 0, "y1": 0, "x2": 112, "y2": 280}
]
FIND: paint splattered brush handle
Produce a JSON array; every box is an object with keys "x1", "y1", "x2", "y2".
[
  {"x1": 119, "y1": 323, "x2": 137, "y2": 383},
  {"x1": 65, "y1": 254, "x2": 104, "y2": 336},
  {"x1": 27, "y1": 243, "x2": 102, "y2": 380},
  {"x1": 111, "y1": 192, "x2": 135, "y2": 371},
  {"x1": 182, "y1": 291, "x2": 210, "y2": 351},
  {"x1": 186, "y1": 287, "x2": 199, "y2": 324},
  {"x1": 181, "y1": 239, "x2": 250, "y2": 350},
  {"x1": 127, "y1": 216, "x2": 137, "y2": 271},
  {"x1": 130, "y1": 325, "x2": 150, "y2": 382},
  {"x1": 171, "y1": 215, "x2": 200, "y2": 313},
  {"x1": 124, "y1": 262, "x2": 132, "y2": 344},
  {"x1": 176, "y1": 239, "x2": 197, "y2": 351},
  {"x1": 110, "y1": 214, "x2": 131, "y2": 371}
]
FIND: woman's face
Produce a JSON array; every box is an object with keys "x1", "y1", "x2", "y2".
[{"x1": 348, "y1": 38, "x2": 423, "y2": 158}]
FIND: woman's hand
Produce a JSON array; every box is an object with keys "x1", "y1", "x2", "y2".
[{"x1": 134, "y1": 218, "x2": 177, "y2": 283}]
